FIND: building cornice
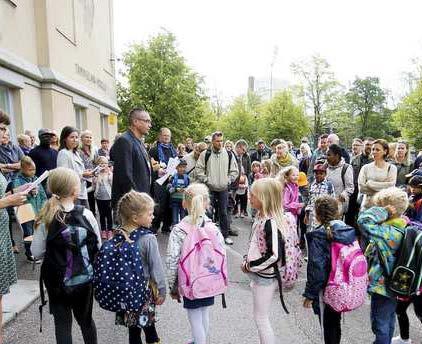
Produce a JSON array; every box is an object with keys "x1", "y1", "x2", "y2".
[{"x1": 0, "y1": 47, "x2": 120, "y2": 113}]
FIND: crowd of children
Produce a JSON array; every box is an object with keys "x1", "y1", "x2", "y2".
[{"x1": 5, "y1": 139, "x2": 421, "y2": 344}]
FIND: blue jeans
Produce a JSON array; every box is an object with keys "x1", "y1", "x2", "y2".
[
  {"x1": 210, "y1": 190, "x2": 229, "y2": 238},
  {"x1": 171, "y1": 200, "x2": 185, "y2": 225},
  {"x1": 370, "y1": 293, "x2": 397, "y2": 344}
]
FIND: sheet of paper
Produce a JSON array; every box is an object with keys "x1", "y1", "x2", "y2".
[{"x1": 155, "y1": 157, "x2": 180, "y2": 185}]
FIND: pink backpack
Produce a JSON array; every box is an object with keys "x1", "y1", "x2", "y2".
[
  {"x1": 177, "y1": 219, "x2": 228, "y2": 300},
  {"x1": 323, "y1": 240, "x2": 368, "y2": 312}
]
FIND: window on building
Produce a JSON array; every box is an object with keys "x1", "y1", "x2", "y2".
[
  {"x1": 100, "y1": 114, "x2": 109, "y2": 139},
  {"x1": 0, "y1": 85, "x2": 17, "y2": 142},
  {"x1": 74, "y1": 106, "x2": 87, "y2": 131}
]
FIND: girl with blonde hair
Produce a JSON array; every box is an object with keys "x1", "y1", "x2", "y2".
[
  {"x1": 114, "y1": 190, "x2": 166, "y2": 344},
  {"x1": 31, "y1": 167, "x2": 101, "y2": 344},
  {"x1": 241, "y1": 178, "x2": 301, "y2": 344},
  {"x1": 166, "y1": 183, "x2": 226, "y2": 344}
]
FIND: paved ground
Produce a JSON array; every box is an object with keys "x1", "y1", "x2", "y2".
[{"x1": 3, "y1": 217, "x2": 421, "y2": 343}]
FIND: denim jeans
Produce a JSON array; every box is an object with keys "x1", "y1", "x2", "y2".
[
  {"x1": 171, "y1": 200, "x2": 186, "y2": 225},
  {"x1": 370, "y1": 293, "x2": 397, "y2": 344},
  {"x1": 210, "y1": 190, "x2": 229, "y2": 238}
]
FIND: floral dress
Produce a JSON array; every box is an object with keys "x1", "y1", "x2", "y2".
[{"x1": 0, "y1": 172, "x2": 17, "y2": 295}]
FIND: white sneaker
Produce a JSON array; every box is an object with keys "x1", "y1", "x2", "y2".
[
  {"x1": 224, "y1": 237, "x2": 234, "y2": 245},
  {"x1": 391, "y1": 336, "x2": 411, "y2": 344}
]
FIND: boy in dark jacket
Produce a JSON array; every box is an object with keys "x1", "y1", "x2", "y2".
[{"x1": 303, "y1": 196, "x2": 357, "y2": 344}]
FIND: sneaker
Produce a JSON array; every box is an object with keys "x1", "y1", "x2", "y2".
[
  {"x1": 225, "y1": 237, "x2": 234, "y2": 245},
  {"x1": 391, "y1": 336, "x2": 411, "y2": 344},
  {"x1": 27, "y1": 256, "x2": 41, "y2": 264},
  {"x1": 228, "y1": 229, "x2": 239, "y2": 236}
]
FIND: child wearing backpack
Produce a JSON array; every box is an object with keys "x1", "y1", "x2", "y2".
[
  {"x1": 110, "y1": 190, "x2": 166, "y2": 344},
  {"x1": 276, "y1": 166, "x2": 304, "y2": 223},
  {"x1": 166, "y1": 183, "x2": 227, "y2": 344},
  {"x1": 303, "y1": 196, "x2": 365, "y2": 344},
  {"x1": 93, "y1": 155, "x2": 113, "y2": 239},
  {"x1": 31, "y1": 167, "x2": 101, "y2": 344},
  {"x1": 241, "y1": 178, "x2": 296, "y2": 344},
  {"x1": 168, "y1": 159, "x2": 190, "y2": 226},
  {"x1": 357, "y1": 187, "x2": 409, "y2": 344},
  {"x1": 391, "y1": 176, "x2": 422, "y2": 344}
]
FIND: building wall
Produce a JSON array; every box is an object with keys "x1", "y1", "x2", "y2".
[{"x1": 0, "y1": 0, "x2": 119, "y2": 145}]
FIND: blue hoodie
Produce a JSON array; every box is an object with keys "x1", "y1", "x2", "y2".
[{"x1": 303, "y1": 220, "x2": 357, "y2": 313}]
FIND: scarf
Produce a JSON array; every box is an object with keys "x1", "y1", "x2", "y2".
[
  {"x1": 277, "y1": 153, "x2": 292, "y2": 167},
  {"x1": 157, "y1": 142, "x2": 177, "y2": 164}
]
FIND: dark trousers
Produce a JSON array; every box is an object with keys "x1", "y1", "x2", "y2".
[
  {"x1": 151, "y1": 183, "x2": 172, "y2": 233},
  {"x1": 86, "y1": 182, "x2": 96, "y2": 217},
  {"x1": 171, "y1": 200, "x2": 186, "y2": 225},
  {"x1": 234, "y1": 192, "x2": 248, "y2": 214},
  {"x1": 7, "y1": 207, "x2": 15, "y2": 247},
  {"x1": 370, "y1": 293, "x2": 397, "y2": 344},
  {"x1": 96, "y1": 199, "x2": 113, "y2": 231},
  {"x1": 344, "y1": 189, "x2": 359, "y2": 228},
  {"x1": 321, "y1": 304, "x2": 341, "y2": 344},
  {"x1": 396, "y1": 295, "x2": 422, "y2": 340},
  {"x1": 50, "y1": 284, "x2": 97, "y2": 344},
  {"x1": 210, "y1": 190, "x2": 229, "y2": 238},
  {"x1": 128, "y1": 324, "x2": 159, "y2": 344},
  {"x1": 21, "y1": 220, "x2": 34, "y2": 257}
]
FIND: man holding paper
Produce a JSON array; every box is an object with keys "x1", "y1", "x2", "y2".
[{"x1": 149, "y1": 128, "x2": 177, "y2": 234}]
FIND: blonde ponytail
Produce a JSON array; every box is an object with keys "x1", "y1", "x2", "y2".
[
  {"x1": 35, "y1": 167, "x2": 80, "y2": 230},
  {"x1": 183, "y1": 183, "x2": 210, "y2": 226}
]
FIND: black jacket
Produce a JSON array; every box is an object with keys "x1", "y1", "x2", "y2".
[
  {"x1": 250, "y1": 147, "x2": 272, "y2": 163},
  {"x1": 110, "y1": 130, "x2": 151, "y2": 207}
]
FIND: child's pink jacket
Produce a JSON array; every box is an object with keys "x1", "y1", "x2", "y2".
[{"x1": 283, "y1": 182, "x2": 302, "y2": 216}]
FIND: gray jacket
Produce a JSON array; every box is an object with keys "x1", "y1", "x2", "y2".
[
  {"x1": 137, "y1": 233, "x2": 167, "y2": 297},
  {"x1": 195, "y1": 148, "x2": 239, "y2": 191}
]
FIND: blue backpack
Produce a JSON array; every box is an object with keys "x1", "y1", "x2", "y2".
[{"x1": 93, "y1": 228, "x2": 150, "y2": 313}]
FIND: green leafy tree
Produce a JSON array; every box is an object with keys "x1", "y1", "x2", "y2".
[
  {"x1": 219, "y1": 95, "x2": 258, "y2": 144},
  {"x1": 291, "y1": 55, "x2": 340, "y2": 141},
  {"x1": 117, "y1": 32, "x2": 209, "y2": 143},
  {"x1": 394, "y1": 80, "x2": 422, "y2": 149},
  {"x1": 259, "y1": 91, "x2": 310, "y2": 145},
  {"x1": 345, "y1": 77, "x2": 386, "y2": 137}
]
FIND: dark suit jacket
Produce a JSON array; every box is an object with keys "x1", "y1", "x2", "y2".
[{"x1": 110, "y1": 130, "x2": 151, "y2": 207}]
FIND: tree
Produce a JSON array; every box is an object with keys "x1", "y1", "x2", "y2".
[
  {"x1": 291, "y1": 55, "x2": 340, "y2": 141},
  {"x1": 259, "y1": 91, "x2": 310, "y2": 145},
  {"x1": 394, "y1": 80, "x2": 422, "y2": 149},
  {"x1": 219, "y1": 95, "x2": 258, "y2": 144},
  {"x1": 117, "y1": 32, "x2": 209, "y2": 143},
  {"x1": 345, "y1": 77, "x2": 386, "y2": 137}
]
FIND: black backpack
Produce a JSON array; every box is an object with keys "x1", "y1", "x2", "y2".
[
  {"x1": 388, "y1": 223, "x2": 422, "y2": 297},
  {"x1": 39, "y1": 206, "x2": 98, "y2": 331}
]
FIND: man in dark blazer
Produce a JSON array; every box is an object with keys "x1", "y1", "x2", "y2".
[{"x1": 110, "y1": 108, "x2": 152, "y2": 211}]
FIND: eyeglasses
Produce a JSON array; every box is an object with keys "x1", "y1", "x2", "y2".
[{"x1": 137, "y1": 118, "x2": 152, "y2": 124}]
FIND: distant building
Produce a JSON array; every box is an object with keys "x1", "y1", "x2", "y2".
[
  {"x1": 0, "y1": 0, "x2": 119, "y2": 143},
  {"x1": 248, "y1": 76, "x2": 290, "y2": 100}
]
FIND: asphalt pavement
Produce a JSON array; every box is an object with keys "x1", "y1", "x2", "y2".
[{"x1": 3, "y1": 217, "x2": 421, "y2": 343}]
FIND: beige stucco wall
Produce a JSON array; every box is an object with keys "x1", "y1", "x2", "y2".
[
  {"x1": 0, "y1": 1, "x2": 39, "y2": 66},
  {"x1": 0, "y1": 0, "x2": 118, "y2": 141}
]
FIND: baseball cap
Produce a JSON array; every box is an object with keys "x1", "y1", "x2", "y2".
[
  {"x1": 38, "y1": 128, "x2": 55, "y2": 138},
  {"x1": 313, "y1": 163, "x2": 327, "y2": 172},
  {"x1": 298, "y1": 172, "x2": 308, "y2": 187},
  {"x1": 409, "y1": 175, "x2": 422, "y2": 187},
  {"x1": 405, "y1": 168, "x2": 422, "y2": 179}
]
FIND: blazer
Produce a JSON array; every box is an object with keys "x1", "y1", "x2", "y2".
[
  {"x1": 110, "y1": 130, "x2": 151, "y2": 208},
  {"x1": 56, "y1": 148, "x2": 87, "y2": 199}
]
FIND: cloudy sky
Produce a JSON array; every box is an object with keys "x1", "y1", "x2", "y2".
[{"x1": 114, "y1": 0, "x2": 422, "y2": 103}]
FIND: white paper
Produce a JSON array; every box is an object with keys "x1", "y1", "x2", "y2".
[
  {"x1": 155, "y1": 157, "x2": 180, "y2": 185},
  {"x1": 15, "y1": 170, "x2": 49, "y2": 194}
]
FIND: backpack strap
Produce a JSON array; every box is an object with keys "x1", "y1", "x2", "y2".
[
  {"x1": 38, "y1": 274, "x2": 48, "y2": 333},
  {"x1": 273, "y1": 263, "x2": 289, "y2": 314},
  {"x1": 204, "y1": 149, "x2": 212, "y2": 172},
  {"x1": 341, "y1": 163, "x2": 349, "y2": 189}
]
